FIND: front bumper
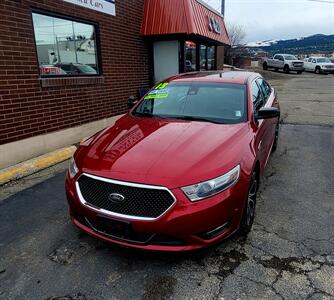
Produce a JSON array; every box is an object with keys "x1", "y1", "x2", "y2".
[
  {"x1": 290, "y1": 66, "x2": 305, "y2": 71},
  {"x1": 321, "y1": 68, "x2": 334, "y2": 74},
  {"x1": 65, "y1": 172, "x2": 249, "y2": 251}
]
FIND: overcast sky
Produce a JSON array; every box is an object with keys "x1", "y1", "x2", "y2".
[{"x1": 204, "y1": 0, "x2": 334, "y2": 42}]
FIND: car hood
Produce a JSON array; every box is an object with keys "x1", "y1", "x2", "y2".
[
  {"x1": 319, "y1": 62, "x2": 334, "y2": 66},
  {"x1": 76, "y1": 114, "x2": 249, "y2": 189}
]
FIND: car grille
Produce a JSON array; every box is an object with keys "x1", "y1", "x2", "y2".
[
  {"x1": 77, "y1": 174, "x2": 175, "y2": 219},
  {"x1": 293, "y1": 62, "x2": 303, "y2": 67}
]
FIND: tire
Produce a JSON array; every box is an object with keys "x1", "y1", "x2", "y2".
[
  {"x1": 284, "y1": 65, "x2": 290, "y2": 74},
  {"x1": 297, "y1": 71, "x2": 303, "y2": 74},
  {"x1": 239, "y1": 169, "x2": 258, "y2": 236},
  {"x1": 275, "y1": 68, "x2": 279, "y2": 72},
  {"x1": 315, "y1": 66, "x2": 321, "y2": 74},
  {"x1": 263, "y1": 62, "x2": 268, "y2": 70},
  {"x1": 272, "y1": 123, "x2": 279, "y2": 152}
]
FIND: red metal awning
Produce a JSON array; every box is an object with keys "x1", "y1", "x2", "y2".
[{"x1": 141, "y1": 0, "x2": 230, "y2": 46}]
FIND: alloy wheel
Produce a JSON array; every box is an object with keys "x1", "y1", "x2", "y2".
[{"x1": 246, "y1": 172, "x2": 257, "y2": 227}]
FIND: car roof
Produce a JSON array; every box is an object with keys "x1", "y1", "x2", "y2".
[{"x1": 166, "y1": 71, "x2": 260, "y2": 85}]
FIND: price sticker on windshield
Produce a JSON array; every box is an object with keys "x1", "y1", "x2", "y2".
[{"x1": 145, "y1": 83, "x2": 170, "y2": 99}]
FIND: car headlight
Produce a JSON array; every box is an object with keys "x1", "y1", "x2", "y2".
[
  {"x1": 68, "y1": 157, "x2": 79, "y2": 178},
  {"x1": 181, "y1": 165, "x2": 240, "y2": 202}
]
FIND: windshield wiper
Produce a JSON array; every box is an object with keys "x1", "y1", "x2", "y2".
[
  {"x1": 133, "y1": 111, "x2": 154, "y2": 118},
  {"x1": 133, "y1": 112, "x2": 170, "y2": 119},
  {"x1": 170, "y1": 115, "x2": 224, "y2": 124}
]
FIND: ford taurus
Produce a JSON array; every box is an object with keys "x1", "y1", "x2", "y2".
[{"x1": 65, "y1": 71, "x2": 280, "y2": 251}]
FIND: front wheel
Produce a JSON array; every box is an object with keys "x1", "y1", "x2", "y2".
[
  {"x1": 263, "y1": 62, "x2": 268, "y2": 70},
  {"x1": 297, "y1": 71, "x2": 303, "y2": 74},
  {"x1": 315, "y1": 67, "x2": 321, "y2": 74},
  {"x1": 284, "y1": 65, "x2": 290, "y2": 74},
  {"x1": 239, "y1": 170, "x2": 258, "y2": 236}
]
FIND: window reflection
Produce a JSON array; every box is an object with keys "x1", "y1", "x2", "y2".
[
  {"x1": 185, "y1": 41, "x2": 197, "y2": 72},
  {"x1": 32, "y1": 13, "x2": 99, "y2": 76},
  {"x1": 208, "y1": 46, "x2": 216, "y2": 70},
  {"x1": 200, "y1": 45, "x2": 207, "y2": 71}
]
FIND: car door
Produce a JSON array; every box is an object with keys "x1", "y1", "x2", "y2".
[
  {"x1": 251, "y1": 80, "x2": 268, "y2": 171},
  {"x1": 272, "y1": 55, "x2": 280, "y2": 68},
  {"x1": 305, "y1": 58, "x2": 312, "y2": 71},
  {"x1": 278, "y1": 55, "x2": 285, "y2": 68},
  {"x1": 252, "y1": 78, "x2": 277, "y2": 170},
  {"x1": 311, "y1": 58, "x2": 317, "y2": 71},
  {"x1": 257, "y1": 78, "x2": 278, "y2": 154}
]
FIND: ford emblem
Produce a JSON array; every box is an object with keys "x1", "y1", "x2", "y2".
[{"x1": 108, "y1": 193, "x2": 125, "y2": 203}]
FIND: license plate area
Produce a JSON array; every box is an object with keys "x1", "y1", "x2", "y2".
[
  {"x1": 92, "y1": 215, "x2": 153, "y2": 244},
  {"x1": 95, "y1": 215, "x2": 132, "y2": 240}
]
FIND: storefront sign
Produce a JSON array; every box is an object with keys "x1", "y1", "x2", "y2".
[
  {"x1": 63, "y1": 0, "x2": 116, "y2": 16},
  {"x1": 208, "y1": 17, "x2": 221, "y2": 34}
]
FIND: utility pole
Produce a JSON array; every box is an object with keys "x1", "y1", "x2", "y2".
[{"x1": 221, "y1": 0, "x2": 225, "y2": 16}]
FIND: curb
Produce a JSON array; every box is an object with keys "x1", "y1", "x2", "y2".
[{"x1": 0, "y1": 146, "x2": 77, "y2": 186}]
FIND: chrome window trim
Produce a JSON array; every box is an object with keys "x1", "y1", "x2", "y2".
[{"x1": 75, "y1": 173, "x2": 177, "y2": 221}]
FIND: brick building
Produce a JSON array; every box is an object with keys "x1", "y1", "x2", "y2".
[{"x1": 0, "y1": 0, "x2": 230, "y2": 169}]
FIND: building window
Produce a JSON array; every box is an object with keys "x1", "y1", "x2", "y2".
[
  {"x1": 200, "y1": 45, "x2": 216, "y2": 71},
  {"x1": 32, "y1": 12, "x2": 100, "y2": 77},
  {"x1": 185, "y1": 41, "x2": 197, "y2": 72},
  {"x1": 200, "y1": 45, "x2": 208, "y2": 71},
  {"x1": 207, "y1": 46, "x2": 216, "y2": 70}
]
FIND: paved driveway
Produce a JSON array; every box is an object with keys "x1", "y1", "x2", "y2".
[{"x1": 0, "y1": 73, "x2": 333, "y2": 300}]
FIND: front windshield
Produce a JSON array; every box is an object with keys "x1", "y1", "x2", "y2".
[
  {"x1": 283, "y1": 55, "x2": 298, "y2": 60},
  {"x1": 317, "y1": 58, "x2": 330, "y2": 63},
  {"x1": 133, "y1": 82, "x2": 247, "y2": 124}
]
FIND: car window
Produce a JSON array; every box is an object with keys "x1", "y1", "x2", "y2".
[
  {"x1": 256, "y1": 78, "x2": 271, "y2": 104},
  {"x1": 134, "y1": 82, "x2": 247, "y2": 124},
  {"x1": 308, "y1": 58, "x2": 313, "y2": 62},
  {"x1": 251, "y1": 81, "x2": 264, "y2": 112},
  {"x1": 312, "y1": 59, "x2": 316, "y2": 63}
]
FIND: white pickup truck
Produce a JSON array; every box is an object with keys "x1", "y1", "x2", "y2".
[
  {"x1": 304, "y1": 57, "x2": 334, "y2": 74},
  {"x1": 263, "y1": 54, "x2": 305, "y2": 74}
]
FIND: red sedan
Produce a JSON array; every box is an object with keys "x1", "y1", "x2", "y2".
[{"x1": 65, "y1": 71, "x2": 280, "y2": 251}]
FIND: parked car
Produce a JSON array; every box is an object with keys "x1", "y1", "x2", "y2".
[
  {"x1": 263, "y1": 54, "x2": 304, "y2": 74},
  {"x1": 40, "y1": 65, "x2": 67, "y2": 76},
  {"x1": 304, "y1": 57, "x2": 334, "y2": 74},
  {"x1": 65, "y1": 71, "x2": 280, "y2": 251},
  {"x1": 56, "y1": 63, "x2": 97, "y2": 75}
]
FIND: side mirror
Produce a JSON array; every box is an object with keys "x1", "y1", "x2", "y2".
[
  {"x1": 255, "y1": 107, "x2": 280, "y2": 120},
  {"x1": 127, "y1": 96, "x2": 137, "y2": 109}
]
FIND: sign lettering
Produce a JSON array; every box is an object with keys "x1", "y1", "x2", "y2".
[
  {"x1": 63, "y1": 0, "x2": 116, "y2": 16},
  {"x1": 208, "y1": 17, "x2": 221, "y2": 35}
]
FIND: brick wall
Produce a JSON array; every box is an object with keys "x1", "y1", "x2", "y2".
[{"x1": 0, "y1": 0, "x2": 151, "y2": 145}]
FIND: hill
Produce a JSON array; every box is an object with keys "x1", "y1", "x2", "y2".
[{"x1": 245, "y1": 34, "x2": 334, "y2": 55}]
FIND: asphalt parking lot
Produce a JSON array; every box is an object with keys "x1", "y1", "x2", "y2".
[{"x1": 0, "y1": 72, "x2": 333, "y2": 300}]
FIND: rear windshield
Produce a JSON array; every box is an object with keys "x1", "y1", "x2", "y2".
[{"x1": 133, "y1": 82, "x2": 247, "y2": 124}]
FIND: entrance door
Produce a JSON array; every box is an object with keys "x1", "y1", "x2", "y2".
[{"x1": 153, "y1": 41, "x2": 179, "y2": 83}]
